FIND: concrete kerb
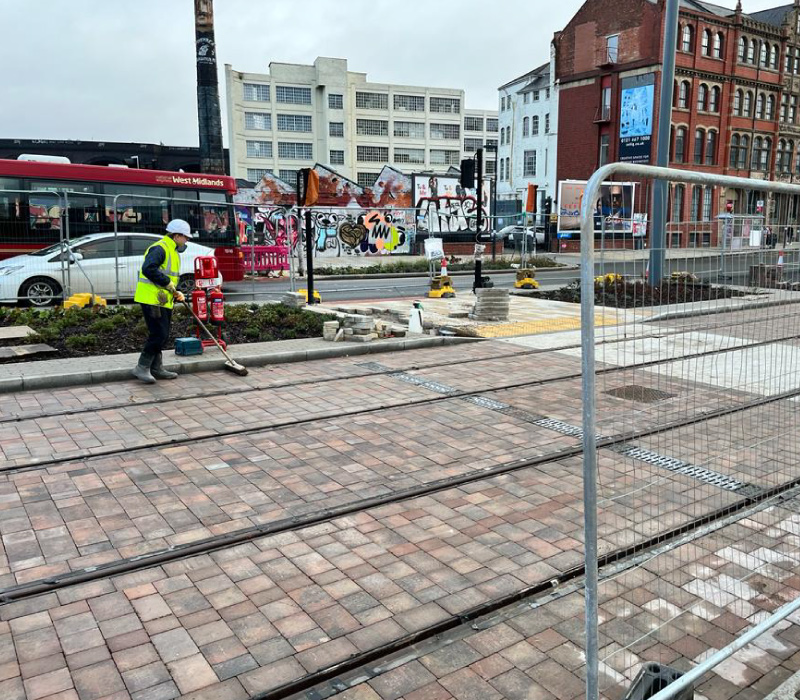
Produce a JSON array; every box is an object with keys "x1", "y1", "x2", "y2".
[
  {"x1": 0, "y1": 335, "x2": 479, "y2": 395},
  {"x1": 644, "y1": 291, "x2": 800, "y2": 322},
  {"x1": 311, "y1": 265, "x2": 577, "y2": 281}
]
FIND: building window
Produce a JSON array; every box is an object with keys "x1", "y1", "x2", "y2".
[
  {"x1": 277, "y1": 142, "x2": 313, "y2": 160},
  {"x1": 730, "y1": 134, "x2": 740, "y2": 168},
  {"x1": 795, "y1": 47, "x2": 800, "y2": 74},
  {"x1": 244, "y1": 112, "x2": 271, "y2": 130},
  {"x1": 709, "y1": 86, "x2": 720, "y2": 113},
  {"x1": 599, "y1": 134, "x2": 610, "y2": 166},
  {"x1": 734, "y1": 89, "x2": 743, "y2": 116},
  {"x1": 393, "y1": 148, "x2": 425, "y2": 164},
  {"x1": 356, "y1": 119, "x2": 389, "y2": 136},
  {"x1": 328, "y1": 93, "x2": 343, "y2": 110},
  {"x1": 505, "y1": 157, "x2": 511, "y2": 179},
  {"x1": 738, "y1": 37, "x2": 747, "y2": 62},
  {"x1": 486, "y1": 138, "x2": 497, "y2": 148},
  {"x1": 674, "y1": 126, "x2": 687, "y2": 162},
  {"x1": 756, "y1": 93, "x2": 765, "y2": 120},
  {"x1": 671, "y1": 185, "x2": 685, "y2": 221},
  {"x1": 279, "y1": 169, "x2": 298, "y2": 183},
  {"x1": 329, "y1": 150, "x2": 345, "y2": 165},
  {"x1": 277, "y1": 114, "x2": 312, "y2": 132},
  {"x1": 500, "y1": 129, "x2": 505, "y2": 146},
  {"x1": 778, "y1": 139, "x2": 790, "y2": 172},
  {"x1": 705, "y1": 130, "x2": 716, "y2": 165},
  {"x1": 702, "y1": 187, "x2": 713, "y2": 221},
  {"x1": 749, "y1": 39, "x2": 757, "y2": 64},
  {"x1": 786, "y1": 49, "x2": 794, "y2": 74},
  {"x1": 487, "y1": 118, "x2": 498, "y2": 132},
  {"x1": 713, "y1": 32, "x2": 723, "y2": 59},
  {"x1": 356, "y1": 92, "x2": 388, "y2": 110},
  {"x1": 523, "y1": 117, "x2": 530, "y2": 137},
  {"x1": 697, "y1": 84, "x2": 708, "y2": 111},
  {"x1": 743, "y1": 90, "x2": 753, "y2": 116},
  {"x1": 356, "y1": 146, "x2": 388, "y2": 162},
  {"x1": 792, "y1": 95, "x2": 798, "y2": 124},
  {"x1": 681, "y1": 25, "x2": 694, "y2": 52},
  {"x1": 430, "y1": 97, "x2": 461, "y2": 113},
  {"x1": 606, "y1": 34, "x2": 619, "y2": 62},
  {"x1": 246, "y1": 140, "x2": 272, "y2": 158},
  {"x1": 678, "y1": 80, "x2": 690, "y2": 109},
  {"x1": 766, "y1": 95, "x2": 776, "y2": 120},
  {"x1": 464, "y1": 138, "x2": 483, "y2": 152},
  {"x1": 771, "y1": 44, "x2": 779, "y2": 69},
  {"x1": 601, "y1": 86, "x2": 611, "y2": 120},
  {"x1": 244, "y1": 83, "x2": 270, "y2": 102},
  {"x1": 523, "y1": 150, "x2": 537, "y2": 176},
  {"x1": 429, "y1": 149, "x2": 460, "y2": 165},
  {"x1": 430, "y1": 123, "x2": 460, "y2": 140},
  {"x1": 464, "y1": 116, "x2": 484, "y2": 131},
  {"x1": 275, "y1": 86, "x2": 312, "y2": 105},
  {"x1": 782, "y1": 94, "x2": 789, "y2": 122},
  {"x1": 532, "y1": 116, "x2": 539, "y2": 135},
  {"x1": 760, "y1": 42, "x2": 768, "y2": 67},
  {"x1": 752, "y1": 136, "x2": 765, "y2": 170},
  {"x1": 701, "y1": 29, "x2": 711, "y2": 56},
  {"x1": 394, "y1": 121, "x2": 425, "y2": 139},
  {"x1": 329, "y1": 122, "x2": 344, "y2": 138},
  {"x1": 485, "y1": 159, "x2": 496, "y2": 175},
  {"x1": 246, "y1": 168, "x2": 272, "y2": 181},
  {"x1": 545, "y1": 114, "x2": 550, "y2": 133},
  {"x1": 546, "y1": 87, "x2": 550, "y2": 99},
  {"x1": 357, "y1": 172, "x2": 377, "y2": 189},
  {"x1": 393, "y1": 94, "x2": 425, "y2": 112},
  {"x1": 533, "y1": 90, "x2": 540, "y2": 101},
  {"x1": 499, "y1": 158, "x2": 505, "y2": 181},
  {"x1": 524, "y1": 92, "x2": 530, "y2": 104},
  {"x1": 738, "y1": 135, "x2": 750, "y2": 169},
  {"x1": 694, "y1": 129, "x2": 705, "y2": 164},
  {"x1": 691, "y1": 185, "x2": 702, "y2": 221}
]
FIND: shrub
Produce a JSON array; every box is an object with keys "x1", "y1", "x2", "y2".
[
  {"x1": 89, "y1": 319, "x2": 115, "y2": 334},
  {"x1": 243, "y1": 326, "x2": 260, "y2": 340},
  {"x1": 65, "y1": 334, "x2": 98, "y2": 350}
]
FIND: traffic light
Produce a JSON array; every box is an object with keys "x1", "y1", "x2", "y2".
[
  {"x1": 526, "y1": 184, "x2": 538, "y2": 213},
  {"x1": 544, "y1": 196, "x2": 552, "y2": 216},
  {"x1": 459, "y1": 159, "x2": 476, "y2": 188}
]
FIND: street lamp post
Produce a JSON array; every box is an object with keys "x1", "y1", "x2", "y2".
[{"x1": 484, "y1": 142, "x2": 499, "y2": 261}]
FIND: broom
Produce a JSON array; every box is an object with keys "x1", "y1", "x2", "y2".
[{"x1": 181, "y1": 300, "x2": 249, "y2": 376}]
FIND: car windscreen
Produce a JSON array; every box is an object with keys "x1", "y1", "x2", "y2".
[{"x1": 29, "y1": 236, "x2": 95, "y2": 256}]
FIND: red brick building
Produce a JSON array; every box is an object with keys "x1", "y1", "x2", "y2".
[{"x1": 555, "y1": 0, "x2": 800, "y2": 247}]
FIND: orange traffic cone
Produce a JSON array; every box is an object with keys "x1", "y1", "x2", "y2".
[{"x1": 440, "y1": 257, "x2": 448, "y2": 277}]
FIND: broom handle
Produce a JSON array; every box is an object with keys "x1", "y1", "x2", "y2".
[{"x1": 181, "y1": 299, "x2": 240, "y2": 366}]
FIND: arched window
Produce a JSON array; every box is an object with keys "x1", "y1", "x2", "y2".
[
  {"x1": 691, "y1": 185, "x2": 703, "y2": 221},
  {"x1": 679, "y1": 80, "x2": 691, "y2": 109},
  {"x1": 766, "y1": 95, "x2": 776, "y2": 120},
  {"x1": 744, "y1": 90, "x2": 753, "y2": 116},
  {"x1": 694, "y1": 129, "x2": 705, "y2": 164},
  {"x1": 523, "y1": 117, "x2": 529, "y2": 137},
  {"x1": 730, "y1": 134, "x2": 740, "y2": 168},
  {"x1": 787, "y1": 49, "x2": 794, "y2": 74},
  {"x1": 681, "y1": 25, "x2": 694, "y2": 52},
  {"x1": 702, "y1": 29, "x2": 711, "y2": 56},
  {"x1": 739, "y1": 135, "x2": 750, "y2": 169},
  {"x1": 760, "y1": 42, "x2": 768, "y2": 67},
  {"x1": 738, "y1": 36, "x2": 747, "y2": 62},
  {"x1": 756, "y1": 93, "x2": 765, "y2": 119},
  {"x1": 734, "y1": 88, "x2": 743, "y2": 115},
  {"x1": 752, "y1": 136, "x2": 763, "y2": 170},
  {"x1": 500, "y1": 129, "x2": 505, "y2": 146},
  {"x1": 697, "y1": 84, "x2": 708, "y2": 111},
  {"x1": 675, "y1": 126, "x2": 687, "y2": 162},
  {"x1": 671, "y1": 185, "x2": 685, "y2": 222},
  {"x1": 749, "y1": 38, "x2": 757, "y2": 64},
  {"x1": 705, "y1": 130, "x2": 717, "y2": 165},
  {"x1": 532, "y1": 115, "x2": 539, "y2": 135},
  {"x1": 710, "y1": 86, "x2": 721, "y2": 112},
  {"x1": 763, "y1": 137, "x2": 772, "y2": 170},
  {"x1": 772, "y1": 44, "x2": 779, "y2": 69},
  {"x1": 714, "y1": 32, "x2": 723, "y2": 59},
  {"x1": 778, "y1": 139, "x2": 788, "y2": 172}
]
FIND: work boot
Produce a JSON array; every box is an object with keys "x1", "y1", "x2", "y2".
[
  {"x1": 132, "y1": 353, "x2": 156, "y2": 384},
  {"x1": 151, "y1": 352, "x2": 178, "y2": 380}
]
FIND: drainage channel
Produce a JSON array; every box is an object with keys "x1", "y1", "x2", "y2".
[{"x1": 250, "y1": 474, "x2": 800, "y2": 700}]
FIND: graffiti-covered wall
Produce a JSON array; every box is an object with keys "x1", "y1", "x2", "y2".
[{"x1": 234, "y1": 164, "x2": 487, "y2": 257}]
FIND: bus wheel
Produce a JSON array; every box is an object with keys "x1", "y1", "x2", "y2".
[
  {"x1": 177, "y1": 274, "x2": 196, "y2": 296},
  {"x1": 19, "y1": 277, "x2": 62, "y2": 307}
]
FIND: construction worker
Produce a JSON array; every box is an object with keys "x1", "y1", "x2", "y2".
[{"x1": 132, "y1": 219, "x2": 193, "y2": 383}]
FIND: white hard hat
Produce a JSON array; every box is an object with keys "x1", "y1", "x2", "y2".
[{"x1": 166, "y1": 219, "x2": 194, "y2": 236}]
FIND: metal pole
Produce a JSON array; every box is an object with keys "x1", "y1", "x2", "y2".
[
  {"x1": 650, "y1": 0, "x2": 680, "y2": 285},
  {"x1": 112, "y1": 193, "x2": 121, "y2": 305},
  {"x1": 474, "y1": 148, "x2": 484, "y2": 291},
  {"x1": 305, "y1": 208, "x2": 315, "y2": 304},
  {"x1": 287, "y1": 208, "x2": 296, "y2": 293}
]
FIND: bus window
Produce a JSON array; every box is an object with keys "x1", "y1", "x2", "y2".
[
  {"x1": 200, "y1": 192, "x2": 231, "y2": 246},
  {"x1": 101, "y1": 185, "x2": 170, "y2": 235},
  {"x1": 0, "y1": 179, "x2": 26, "y2": 245}
]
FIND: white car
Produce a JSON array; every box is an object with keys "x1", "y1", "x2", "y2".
[
  {"x1": 0, "y1": 232, "x2": 220, "y2": 306},
  {"x1": 497, "y1": 225, "x2": 545, "y2": 246}
]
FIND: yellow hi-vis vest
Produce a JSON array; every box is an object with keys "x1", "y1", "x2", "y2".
[{"x1": 134, "y1": 235, "x2": 180, "y2": 308}]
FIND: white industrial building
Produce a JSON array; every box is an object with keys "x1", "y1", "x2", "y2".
[
  {"x1": 496, "y1": 55, "x2": 558, "y2": 215},
  {"x1": 225, "y1": 57, "x2": 498, "y2": 188}
]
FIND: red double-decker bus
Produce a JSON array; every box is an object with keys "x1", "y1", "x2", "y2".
[{"x1": 0, "y1": 158, "x2": 245, "y2": 281}]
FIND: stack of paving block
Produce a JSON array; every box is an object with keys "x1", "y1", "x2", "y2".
[
  {"x1": 469, "y1": 288, "x2": 510, "y2": 322},
  {"x1": 342, "y1": 314, "x2": 377, "y2": 342},
  {"x1": 323, "y1": 320, "x2": 341, "y2": 341},
  {"x1": 281, "y1": 291, "x2": 306, "y2": 308}
]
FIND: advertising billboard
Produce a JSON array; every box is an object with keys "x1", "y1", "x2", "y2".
[
  {"x1": 618, "y1": 73, "x2": 655, "y2": 164},
  {"x1": 557, "y1": 180, "x2": 638, "y2": 236}
]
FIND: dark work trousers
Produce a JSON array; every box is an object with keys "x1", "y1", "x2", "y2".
[{"x1": 140, "y1": 304, "x2": 173, "y2": 357}]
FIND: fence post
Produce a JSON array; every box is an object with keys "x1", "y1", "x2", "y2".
[{"x1": 305, "y1": 208, "x2": 315, "y2": 304}]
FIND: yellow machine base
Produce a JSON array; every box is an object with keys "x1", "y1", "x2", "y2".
[
  {"x1": 64, "y1": 293, "x2": 107, "y2": 309},
  {"x1": 297, "y1": 289, "x2": 322, "y2": 303},
  {"x1": 428, "y1": 286, "x2": 456, "y2": 298},
  {"x1": 514, "y1": 278, "x2": 539, "y2": 290}
]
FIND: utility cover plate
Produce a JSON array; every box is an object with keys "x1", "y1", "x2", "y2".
[{"x1": 604, "y1": 384, "x2": 676, "y2": 403}]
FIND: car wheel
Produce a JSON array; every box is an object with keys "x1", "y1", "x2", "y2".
[
  {"x1": 177, "y1": 274, "x2": 196, "y2": 295},
  {"x1": 19, "y1": 277, "x2": 63, "y2": 307}
]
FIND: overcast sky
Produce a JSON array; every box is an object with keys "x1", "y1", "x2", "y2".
[{"x1": 1, "y1": 0, "x2": 789, "y2": 147}]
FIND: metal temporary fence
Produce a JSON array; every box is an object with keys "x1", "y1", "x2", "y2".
[{"x1": 580, "y1": 163, "x2": 800, "y2": 700}]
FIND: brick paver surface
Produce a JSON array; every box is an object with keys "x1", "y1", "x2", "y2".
[{"x1": 0, "y1": 304, "x2": 798, "y2": 699}]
